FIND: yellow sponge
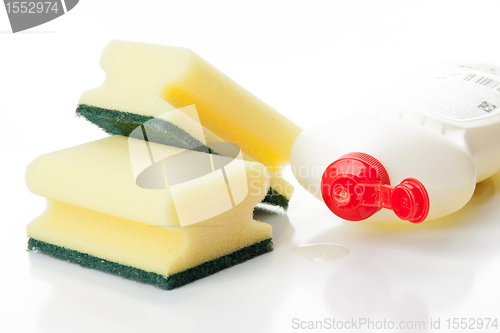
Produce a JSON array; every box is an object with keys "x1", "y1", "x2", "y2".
[
  {"x1": 27, "y1": 199, "x2": 272, "y2": 278},
  {"x1": 26, "y1": 136, "x2": 273, "y2": 289},
  {"x1": 79, "y1": 40, "x2": 303, "y2": 168},
  {"x1": 76, "y1": 40, "x2": 301, "y2": 207}
]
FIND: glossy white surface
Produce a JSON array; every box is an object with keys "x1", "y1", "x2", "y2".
[{"x1": 2, "y1": 1, "x2": 500, "y2": 332}]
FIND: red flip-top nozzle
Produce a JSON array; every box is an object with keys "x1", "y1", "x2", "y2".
[{"x1": 321, "y1": 152, "x2": 429, "y2": 223}]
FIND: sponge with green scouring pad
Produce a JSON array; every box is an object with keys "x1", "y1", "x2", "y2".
[
  {"x1": 26, "y1": 136, "x2": 273, "y2": 289},
  {"x1": 76, "y1": 40, "x2": 302, "y2": 210}
]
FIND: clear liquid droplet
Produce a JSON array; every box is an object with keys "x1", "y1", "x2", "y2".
[{"x1": 292, "y1": 243, "x2": 350, "y2": 262}]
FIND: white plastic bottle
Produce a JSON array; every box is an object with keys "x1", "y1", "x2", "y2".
[{"x1": 291, "y1": 62, "x2": 500, "y2": 223}]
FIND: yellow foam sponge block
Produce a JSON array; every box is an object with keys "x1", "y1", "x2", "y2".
[
  {"x1": 27, "y1": 199, "x2": 272, "y2": 277},
  {"x1": 26, "y1": 136, "x2": 273, "y2": 289},
  {"x1": 26, "y1": 136, "x2": 270, "y2": 227},
  {"x1": 79, "y1": 40, "x2": 303, "y2": 171}
]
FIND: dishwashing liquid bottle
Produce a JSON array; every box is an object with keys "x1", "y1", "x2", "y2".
[{"x1": 291, "y1": 63, "x2": 500, "y2": 223}]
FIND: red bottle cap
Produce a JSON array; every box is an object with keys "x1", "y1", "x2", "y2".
[{"x1": 321, "y1": 152, "x2": 430, "y2": 223}]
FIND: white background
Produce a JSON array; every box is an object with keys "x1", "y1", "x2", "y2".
[{"x1": 2, "y1": 1, "x2": 500, "y2": 332}]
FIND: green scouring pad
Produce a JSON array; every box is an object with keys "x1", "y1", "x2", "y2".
[{"x1": 28, "y1": 238, "x2": 273, "y2": 290}]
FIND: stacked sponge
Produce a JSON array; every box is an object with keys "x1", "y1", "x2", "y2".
[
  {"x1": 26, "y1": 137, "x2": 273, "y2": 289},
  {"x1": 27, "y1": 41, "x2": 302, "y2": 289}
]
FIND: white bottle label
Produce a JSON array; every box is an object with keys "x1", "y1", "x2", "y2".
[{"x1": 384, "y1": 64, "x2": 500, "y2": 120}]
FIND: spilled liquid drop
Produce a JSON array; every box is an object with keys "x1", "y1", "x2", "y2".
[{"x1": 292, "y1": 243, "x2": 350, "y2": 262}]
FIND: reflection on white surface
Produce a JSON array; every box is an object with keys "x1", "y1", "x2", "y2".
[{"x1": 292, "y1": 243, "x2": 350, "y2": 262}]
